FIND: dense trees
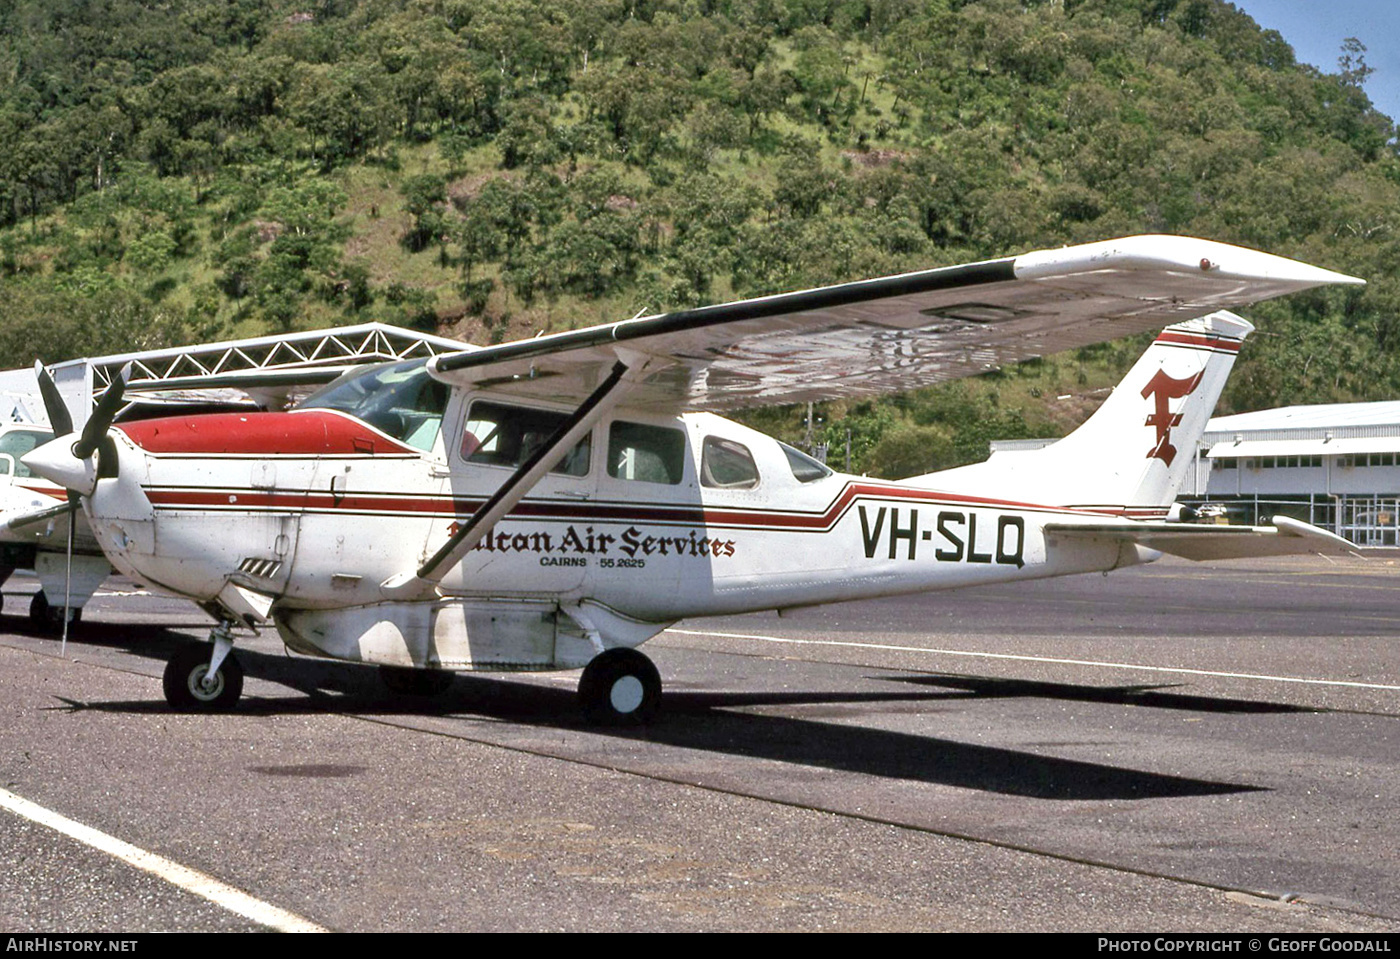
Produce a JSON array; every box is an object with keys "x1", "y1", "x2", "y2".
[{"x1": 2, "y1": 0, "x2": 1398, "y2": 474}]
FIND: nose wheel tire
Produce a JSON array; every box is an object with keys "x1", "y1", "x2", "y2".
[
  {"x1": 163, "y1": 644, "x2": 243, "y2": 712},
  {"x1": 578, "y1": 648, "x2": 661, "y2": 725}
]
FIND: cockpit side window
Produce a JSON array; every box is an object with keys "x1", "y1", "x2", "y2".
[
  {"x1": 297, "y1": 359, "x2": 448, "y2": 452},
  {"x1": 701, "y1": 436, "x2": 759, "y2": 489},
  {"x1": 461, "y1": 401, "x2": 591, "y2": 476}
]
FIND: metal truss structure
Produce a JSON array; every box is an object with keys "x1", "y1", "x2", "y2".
[{"x1": 47, "y1": 322, "x2": 472, "y2": 413}]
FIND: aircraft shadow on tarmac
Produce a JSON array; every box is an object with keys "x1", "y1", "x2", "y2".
[
  {"x1": 890, "y1": 674, "x2": 1313, "y2": 714},
  {"x1": 33, "y1": 621, "x2": 1267, "y2": 802}
]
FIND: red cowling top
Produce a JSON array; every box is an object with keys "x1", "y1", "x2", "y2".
[{"x1": 117, "y1": 410, "x2": 416, "y2": 456}]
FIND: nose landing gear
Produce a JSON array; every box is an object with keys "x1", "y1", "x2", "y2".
[
  {"x1": 163, "y1": 621, "x2": 243, "y2": 711},
  {"x1": 29, "y1": 591, "x2": 81, "y2": 634}
]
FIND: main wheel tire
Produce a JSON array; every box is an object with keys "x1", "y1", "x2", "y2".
[
  {"x1": 578, "y1": 648, "x2": 662, "y2": 725},
  {"x1": 163, "y1": 645, "x2": 243, "y2": 712},
  {"x1": 379, "y1": 665, "x2": 454, "y2": 696},
  {"x1": 29, "y1": 591, "x2": 79, "y2": 634}
]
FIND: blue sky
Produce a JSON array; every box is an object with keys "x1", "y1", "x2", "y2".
[{"x1": 1234, "y1": 1, "x2": 1400, "y2": 125}]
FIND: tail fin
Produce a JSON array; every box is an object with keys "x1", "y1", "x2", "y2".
[{"x1": 916, "y1": 311, "x2": 1252, "y2": 515}]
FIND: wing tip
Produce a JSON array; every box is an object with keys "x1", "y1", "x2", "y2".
[{"x1": 1013, "y1": 234, "x2": 1365, "y2": 290}]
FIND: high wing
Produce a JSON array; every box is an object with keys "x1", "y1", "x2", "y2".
[
  {"x1": 428, "y1": 235, "x2": 1363, "y2": 407},
  {"x1": 1044, "y1": 515, "x2": 1357, "y2": 561}
]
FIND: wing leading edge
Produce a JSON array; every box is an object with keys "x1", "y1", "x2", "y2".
[{"x1": 429, "y1": 235, "x2": 1363, "y2": 409}]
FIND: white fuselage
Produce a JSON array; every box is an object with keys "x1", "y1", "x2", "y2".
[{"x1": 83, "y1": 394, "x2": 1141, "y2": 670}]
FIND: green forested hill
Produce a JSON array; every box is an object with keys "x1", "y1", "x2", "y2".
[{"x1": 2, "y1": 0, "x2": 1396, "y2": 474}]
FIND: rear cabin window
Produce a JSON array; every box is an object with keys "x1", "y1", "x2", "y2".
[
  {"x1": 608, "y1": 421, "x2": 686, "y2": 485},
  {"x1": 700, "y1": 437, "x2": 759, "y2": 489},
  {"x1": 461, "y1": 401, "x2": 591, "y2": 476}
]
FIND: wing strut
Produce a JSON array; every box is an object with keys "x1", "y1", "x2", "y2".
[
  {"x1": 5, "y1": 499, "x2": 80, "y2": 531},
  {"x1": 381, "y1": 358, "x2": 643, "y2": 599}
]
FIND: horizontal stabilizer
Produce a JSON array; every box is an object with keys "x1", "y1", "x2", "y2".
[{"x1": 1044, "y1": 515, "x2": 1357, "y2": 561}]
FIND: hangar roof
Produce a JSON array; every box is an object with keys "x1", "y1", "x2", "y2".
[
  {"x1": 1207, "y1": 401, "x2": 1400, "y2": 434},
  {"x1": 5, "y1": 322, "x2": 471, "y2": 427}
]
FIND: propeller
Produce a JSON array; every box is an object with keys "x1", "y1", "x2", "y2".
[
  {"x1": 24, "y1": 362, "x2": 130, "y2": 497},
  {"x1": 34, "y1": 360, "x2": 73, "y2": 437},
  {"x1": 73, "y1": 366, "x2": 131, "y2": 460},
  {"x1": 24, "y1": 361, "x2": 131, "y2": 652}
]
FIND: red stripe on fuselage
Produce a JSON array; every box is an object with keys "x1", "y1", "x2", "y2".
[
  {"x1": 141, "y1": 480, "x2": 1152, "y2": 531},
  {"x1": 118, "y1": 410, "x2": 417, "y2": 456},
  {"x1": 15, "y1": 482, "x2": 67, "y2": 500}
]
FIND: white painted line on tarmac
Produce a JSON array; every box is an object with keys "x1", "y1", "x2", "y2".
[
  {"x1": 0, "y1": 787, "x2": 328, "y2": 932},
  {"x1": 665, "y1": 628, "x2": 1400, "y2": 692}
]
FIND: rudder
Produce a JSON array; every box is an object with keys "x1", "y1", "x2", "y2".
[{"x1": 913, "y1": 310, "x2": 1252, "y2": 515}]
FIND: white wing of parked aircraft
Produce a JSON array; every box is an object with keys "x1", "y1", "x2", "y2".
[{"x1": 426, "y1": 234, "x2": 1359, "y2": 406}]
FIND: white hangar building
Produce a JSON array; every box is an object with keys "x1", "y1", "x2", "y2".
[
  {"x1": 991, "y1": 401, "x2": 1400, "y2": 547},
  {"x1": 1176, "y1": 402, "x2": 1400, "y2": 546}
]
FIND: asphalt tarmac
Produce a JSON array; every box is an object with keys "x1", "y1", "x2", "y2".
[{"x1": 0, "y1": 555, "x2": 1397, "y2": 932}]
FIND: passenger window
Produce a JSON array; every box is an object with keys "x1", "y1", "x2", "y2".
[
  {"x1": 701, "y1": 437, "x2": 759, "y2": 489},
  {"x1": 461, "y1": 401, "x2": 591, "y2": 476},
  {"x1": 608, "y1": 421, "x2": 685, "y2": 485}
]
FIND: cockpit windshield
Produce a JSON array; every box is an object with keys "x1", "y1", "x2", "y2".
[
  {"x1": 296, "y1": 358, "x2": 448, "y2": 451},
  {"x1": 779, "y1": 441, "x2": 833, "y2": 482}
]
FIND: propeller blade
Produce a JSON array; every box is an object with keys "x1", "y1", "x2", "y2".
[
  {"x1": 73, "y1": 363, "x2": 131, "y2": 460},
  {"x1": 33, "y1": 361, "x2": 73, "y2": 437}
]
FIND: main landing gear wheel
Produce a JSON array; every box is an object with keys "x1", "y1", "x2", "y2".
[
  {"x1": 578, "y1": 648, "x2": 661, "y2": 725},
  {"x1": 29, "y1": 591, "x2": 80, "y2": 634},
  {"x1": 163, "y1": 644, "x2": 244, "y2": 712},
  {"x1": 379, "y1": 665, "x2": 454, "y2": 696}
]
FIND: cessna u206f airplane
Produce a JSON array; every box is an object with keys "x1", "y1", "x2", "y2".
[{"x1": 21, "y1": 235, "x2": 1364, "y2": 722}]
